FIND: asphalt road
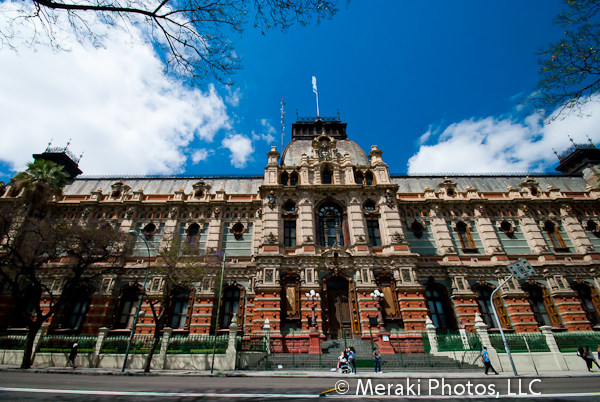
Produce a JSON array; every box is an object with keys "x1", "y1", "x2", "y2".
[{"x1": 0, "y1": 372, "x2": 599, "y2": 401}]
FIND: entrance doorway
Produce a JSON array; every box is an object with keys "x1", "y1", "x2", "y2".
[{"x1": 325, "y1": 277, "x2": 352, "y2": 339}]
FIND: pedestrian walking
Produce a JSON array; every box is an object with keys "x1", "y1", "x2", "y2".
[
  {"x1": 64, "y1": 343, "x2": 78, "y2": 369},
  {"x1": 586, "y1": 346, "x2": 599, "y2": 371},
  {"x1": 597, "y1": 344, "x2": 600, "y2": 361},
  {"x1": 373, "y1": 345, "x2": 382, "y2": 373},
  {"x1": 482, "y1": 346, "x2": 498, "y2": 375},
  {"x1": 347, "y1": 347, "x2": 356, "y2": 374}
]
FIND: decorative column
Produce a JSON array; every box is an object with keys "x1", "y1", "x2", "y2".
[
  {"x1": 157, "y1": 327, "x2": 173, "y2": 370},
  {"x1": 30, "y1": 322, "x2": 50, "y2": 365},
  {"x1": 92, "y1": 327, "x2": 110, "y2": 368},
  {"x1": 540, "y1": 325, "x2": 568, "y2": 371},
  {"x1": 425, "y1": 316, "x2": 438, "y2": 353},
  {"x1": 224, "y1": 313, "x2": 239, "y2": 370}
]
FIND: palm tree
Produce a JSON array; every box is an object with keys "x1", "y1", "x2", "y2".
[{"x1": 11, "y1": 159, "x2": 69, "y2": 217}]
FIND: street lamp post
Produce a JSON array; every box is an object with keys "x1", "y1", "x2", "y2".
[
  {"x1": 121, "y1": 230, "x2": 151, "y2": 373},
  {"x1": 305, "y1": 289, "x2": 321, "y2": 332},
  {"x1": 370, "y1": 289, "x2": 387, "y2": 333}
]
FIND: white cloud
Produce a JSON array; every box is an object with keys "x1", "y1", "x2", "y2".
[
  {"x1": 221, "y1": 134, "x2": 254, "y2": 168},
  {"x1": 225, "y1": 87, "x2": 242, "y2": 107},
  {"x1": 191, "y1": 149, "x2": 215, "y2": 164},
  {"x1": 251, "y1": 119, "x2": 276, "y2": 143},
  {"x1": 408, "y1": 102, "x2": 600, "y2": 173},
  {"x1": 0, "y1": 4, "x2": 231, "y2": 177}
]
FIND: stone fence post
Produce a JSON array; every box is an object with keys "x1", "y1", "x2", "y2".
[
  {"x1": 31, "y1": 323, "x2": 50, "y2": 364},
  {"x1": 425, "y1": 316, "x2": 438, "y2": 353},
  {"x1": 474, "y1": 313, "x2": 502, "y2": 371},
  {"x1": 158, "y1": 327, "x2": 173, "y2": 370},
  {"x1": 224, "y1": 313, "x2": 238, "y2": 370},
  {"x1": 91, "y1": 327, "x2": 110, "y2": 368},
  {"x1": 540, "y1": 325, "x2": 568, "y2": 371}
]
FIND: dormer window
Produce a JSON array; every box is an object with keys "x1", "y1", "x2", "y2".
[
  {"x1": 355, "y1": 171, "x2": 363, "y2": 184},
  {"x1": 284, "y1": 201, "x2": 296, "y2": 212},
  {"x1": 365, "y1": 172, "x2": 374, "y2": 186},
  {"x1": 290, "y1": 173, "x2": 298, "y2": 186},
  {"x1": 411, "y1": 221, "x2": 424, "y2": 239},
  {"x1": 364, "y1": 200, "x2": 376, "y2": 212},
  {"x1": 544, "y1": 221, "x2": 569, "y2": 252},
  {"x1": 281, "y1": 172, "x2": 289, "y2": 186},
  {"x1": 499, "y1": 221, "x2": 515, "y2": 238}
]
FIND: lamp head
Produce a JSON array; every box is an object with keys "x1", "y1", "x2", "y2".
[
  {"x1": 128, "y1": 230, "x2": 139, "y2": 235},
  {"x1": 310, "y1": 289, "x2": 315, "y2": 296}
]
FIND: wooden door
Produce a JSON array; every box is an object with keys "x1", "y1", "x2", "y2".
[{"x1": 326, "y1": 277, "x2": 352, "y2": 339}]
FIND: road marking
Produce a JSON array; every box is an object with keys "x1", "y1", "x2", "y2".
[{"x1": 1, "y1": 387, "x2": 600, "y2": 399}]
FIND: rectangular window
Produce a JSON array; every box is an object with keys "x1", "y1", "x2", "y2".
[
  {"x1": 284, "y1": 220, "x2": 296, "y2": 247},
  {"x1": 366, "y1": 220, "x2": 381, "y2": 246}
]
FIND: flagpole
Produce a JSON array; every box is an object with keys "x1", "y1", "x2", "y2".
[{"x1": 312, "y1": 76, "x2": 320, "y2": 117}]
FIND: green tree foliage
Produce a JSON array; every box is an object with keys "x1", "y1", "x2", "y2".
[
  {"x1": 532, "y1": 0, "x2": 600, "y2": 120},
  {"x1": 0, "y1": 203, "x2": 128, "y2": 369},
  {"x1": 11, "y1": 159, "x2": 69, "y2": 218},
  {"x1": 1, "y1": 0, "x2": 347, "y2": 85}
]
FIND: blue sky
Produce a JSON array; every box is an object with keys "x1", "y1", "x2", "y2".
[{"x1": 1, "y1": 0, "x2": 598, "y2": 181}]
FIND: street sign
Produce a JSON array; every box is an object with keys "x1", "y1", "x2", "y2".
[{"x1": 507, "y1": 259, "x2": 536, "y2": 280}]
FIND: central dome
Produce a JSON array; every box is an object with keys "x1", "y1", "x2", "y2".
[{"x1": 281, "y1": 117, "x2": 369, "y2": 166}]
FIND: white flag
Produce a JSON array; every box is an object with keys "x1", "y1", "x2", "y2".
[{"x1": 312, "y1": 76, "x2": 318, "y2": 94}]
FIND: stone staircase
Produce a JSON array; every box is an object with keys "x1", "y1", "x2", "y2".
[{"x1": 242, "y1": 338, "x2": 482, "y2": 372}]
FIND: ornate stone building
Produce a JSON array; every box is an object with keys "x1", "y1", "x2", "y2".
[{"x1": 2, "y1": 117, "x2": 600, "y2": 348}]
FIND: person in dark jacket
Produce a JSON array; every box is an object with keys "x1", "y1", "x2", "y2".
[
  {"x1": 577, "y1": 345, "x2": 591, "y2": 371},
  {"x1": 373, "y1": 345, "x2": 382, "y2": 373},
  {"x1": 64, "y1": 343, "x2": 78, "y2": 369}
]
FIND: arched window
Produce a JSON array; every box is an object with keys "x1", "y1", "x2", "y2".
[
  {"x1": 318, "y1": 203, "x2": 345, "y2": 247},
  {"x1": 290, "y1": 173, "x2": 299, "y2": 186},
  {"x1": 544, "y1": 221, "x2": 568, "y2": 251},
  {"x1": 283, "y1": 201, "x2": 296, "y2": 212},
  {"x1": 186, "y1": 223, "x2": 200, "y2": 248},
  {"x1": 169, "y1": 288, "x2": 192, "y2": 329},
  {"x1": 455, "y1": 222, "x2": 476, "y2": 251},
  {"x1": 424, "y1": 280, "x2": 456, "y2": 329},
  {"x1": 322, "y1": 169, "x2": 332, "y2": 184},
  {"x1": 573, "y1": 282, "x2": 600, "y2": 327},
  {"x1": 365, "y1": 172, "x2": 374, "y2": 186},
  {"x1": 354, "y1": 171, "x2": 364, "y2": 185},
  {"x1": 60, "y1": 285, "x2": 94, "y2": 331},
  {"x1": 114, "y1": 286, "x2": 141, "y2": 329},
  {"x1": 220, "y1": 286, "x2": 241, "y2": 329},
  {"x1": 280, "y1": 172, "x2": 289, "y2": 186},
  {"x1": 474, "y1": 285, "x2": 496, "y2": 329},
  {"x1": 524, "y1": 283, "x2": 562, "y2": 327}
]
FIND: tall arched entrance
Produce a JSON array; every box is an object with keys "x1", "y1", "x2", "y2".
[{"x1": 322, "y1": 276, "x2": 352, "y2": 339}]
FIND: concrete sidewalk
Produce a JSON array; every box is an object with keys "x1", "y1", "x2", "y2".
[{"x1": 1, "y1": 364, "x2": 599, "y2": 379}]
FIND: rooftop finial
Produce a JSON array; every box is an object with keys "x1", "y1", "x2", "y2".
[
  {"x1": 587, "y1": 135, "x2": 596, "y2": 148},
  {"x1": 46, "y1": 139, "x2": 53, "y2": 152},
  {"x1": 568, "y1": 135, "x2": 577, "y2": 147},
  {"x1": 296, "y1": 109, "x2": 299, "y2": 122},
  {"x1": 552, "y1": 148, "x2": 560, "y2": 161},
  {"x1": 65, "y1": 139, "x2": 71, "y2": 151},
  {"x1": 337, "y1": 109, "x2": 340, "y2": 121},
  {"x1": 78, "y1": 151, "x2": 84, "y2": 165},
  {"x1": 312, "y1": 76, "x2": 320, "y2": 117}
]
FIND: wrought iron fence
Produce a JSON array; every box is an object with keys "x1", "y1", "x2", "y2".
[
  {"x1": 0, "y1": 333, "x2": 27, "y2": 350},
  {"x1": 489, "y1": 332, "x2": 550, "y2": 353},
  {"x1": 168, "y1": 334, "x2": 228, "y2": 354},
  {"x1": 236, "y1": 332, "x2": 268, "y2": 352},
  {"x1": 101, "y1": 334, "x2": 159, "y2": 354},
  {"x1": 435, "y1": 329, "x2": 482, "y2": 352},
  {"x1": 554, "y1": 331, "x2": 600, "y2": 353},
  {"x1": 38, "y1": 335, "x2": 97, "y2": 353}
]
